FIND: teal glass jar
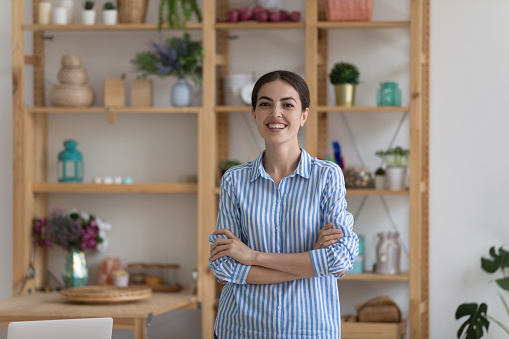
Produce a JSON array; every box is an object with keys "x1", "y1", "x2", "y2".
[
  {"x1": 350, "y1": 234, "x2": 365, "y2": 274},
  {"x1": 376, "y1": 82, "x2": 402, "y2": 106},
  {"x1": 58, "y1": 139, "x2": 83, "y2": 182}
]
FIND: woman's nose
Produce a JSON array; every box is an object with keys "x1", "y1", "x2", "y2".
[{"x1": 270, "y1": 105, "x2": 283, "y2": 117}]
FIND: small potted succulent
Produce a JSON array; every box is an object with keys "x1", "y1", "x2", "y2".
[
  {"x1": 375, "y1": 146, "x2": 409, "y2": 191},
  {"x1": 82, "y1": 1, "x2": 96, "y2": 25},
  {"x1": 102, "y1": 1, "x2": 117, "y2": 25},
  {"x1": 374, "y1": 167, "x2": 386, "y2": 190},
  {"x1": 329, "y1": 62, "x2": 360, "y2": 107}
]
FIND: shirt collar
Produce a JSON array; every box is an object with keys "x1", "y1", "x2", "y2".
[{"x1": 250, "y1": 148, "x2": 312, "y2": 183}]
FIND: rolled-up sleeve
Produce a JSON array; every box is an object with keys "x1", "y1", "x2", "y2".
[
  {"x1": 208, "y1": 172, "x2": 251, "y2": 284},
  {"x1": 310, "y1": 165, "x2": 358, "y2": 278}
]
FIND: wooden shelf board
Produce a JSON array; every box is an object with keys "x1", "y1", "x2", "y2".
[
  {"x1": 23, "y1": 23, "x2": 203, "y2": 31},
  {"x1": 215, "y1": 22, "x2": 305, "y2": 30},
  {"x1": 341, "y1": 272, "x2": 409, "y2": 281},
  {"x1": 32, "y1": 183, "x2": 198, "y2": 194},
  {"x1": 317, "y1": 106, "x2": 409, "y2": 112},
  {"x1": 27, "y1": 107, "x2": 201, "y2": 114},
  {"x1": 318, "y1": 21, "x2": 410, "y2": 29},
  {"x1": 347, "y1": 189, "x2": 409, "y2": 195}
]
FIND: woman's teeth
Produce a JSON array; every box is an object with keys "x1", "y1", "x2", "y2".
[{"x1": 268, "y1": 123, "x2": 285, "y2": 129}]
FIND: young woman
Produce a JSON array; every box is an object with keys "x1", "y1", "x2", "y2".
[{"x1": 209, "y1": 70, "x2": 359, "y2": 339}]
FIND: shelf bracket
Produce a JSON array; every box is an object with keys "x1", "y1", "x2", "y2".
[{"x1": 107, "y1": 107, "x2": 116, "y2": 124}]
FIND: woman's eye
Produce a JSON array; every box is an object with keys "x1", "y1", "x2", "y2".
[
  {"x1": 259, "y1": 102, "x2": 270, "y2": 107},
  {"x1": 283, "y1": 103, "x2": 294, "y2": 108}
]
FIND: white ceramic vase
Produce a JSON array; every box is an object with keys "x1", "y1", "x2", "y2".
[
  {"x1": 102, "y1": 10, "x2": 117, "y2": 25},
  {"x1": 374, "y1": 175, "x2": 386, "y2": 190},
  {"x1": 172, "y1": 78, "x2": 193, "y2": 107},
  {"x1": 82, "y1": 10, "x2": 96, "y2": 25},
  {"x1": 387, "y1": 167, "x2": 407, "y2": 191}
]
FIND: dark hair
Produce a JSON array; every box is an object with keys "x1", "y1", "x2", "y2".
[{"x1": 251, "y1": 70, "x2": 310, "y2": 112}]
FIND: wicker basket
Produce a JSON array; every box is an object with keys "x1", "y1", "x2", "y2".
[
  {"x1": 326, "y1": 0, "x2": 374, "y2": 21},
  {"x1": 117, "y1": 0, "x2": 148, "y2": 24}
]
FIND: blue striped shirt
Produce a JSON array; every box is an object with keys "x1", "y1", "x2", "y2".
[{"x1": 209, "y1": 149, "x2": 358, "y2": 339}]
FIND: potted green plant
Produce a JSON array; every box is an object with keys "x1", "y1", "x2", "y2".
[
  {"x1": 102, "y1": 1, "x2": 117, "y2": 25},
  {"x1": 375, "y1": 146, "x2": 409, "y2": 190},
  {"x1": 456, "y1": 246, "x2": 509, "y2": 338},
  {"x1": 219, "y1": 159, "x2": 242, "y2": 176},
  {"x1": 82, "y1": 1, "x2": 96, "y2": 25},
  {"x1": 329, "y1": 62, "x2": 360, "y2": 107},
  {"x1": 374, "y1": 167, "x2": 386, "y2": 190},
  {"x1": 158, "y1": 0, "x2": 202, "y2": 30},
  {"x1": 130, "y1": 33, "x2": 203, "y2": 107}
]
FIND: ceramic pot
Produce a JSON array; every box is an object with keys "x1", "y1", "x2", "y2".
[
  {"x1": 171, "y1": 78, "x2": 193, "y2": 107},
  {"x1": 334, "y1": 83, "x2": 356, "y2": 107},
  {"x1": 387, "y1": 167, "x2": 406, "y2": 190},
  {"x1": 82, "y1": 10, "x2": 96, "y2": 25},
  {"x1": 62, "y1": 248, "x2": 89, "y2": 288},
  {"x1": 374, "y1": 175, "x2": 386, "y2": 190},
  {"x1": 375, "y1": 232, "x2": 401, "y2": 275},
  {"x1": 102, "y1": 9, "x2": 117, "y2": 25}
]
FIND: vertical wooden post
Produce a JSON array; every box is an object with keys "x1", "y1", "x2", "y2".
[
  {"x1": 198, "y1": 1, "x2": 217, "y2": 338},
  {"x1": 305, "y1": 0, "x2": 318, "y2": 157},
  {"x1": 409, "y1": 0, "x2": 429, "y2": 337}
]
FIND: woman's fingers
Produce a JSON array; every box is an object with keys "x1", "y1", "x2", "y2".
[{"x1": 213, "y1": 228, "x2": 239, "y2": 240}]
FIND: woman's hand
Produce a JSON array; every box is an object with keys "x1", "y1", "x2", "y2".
[
  {"x1": 314, "y1": 222, "x2": 343, "y2": 250},
  {"x1": 210, "y1": 229, "x2": 258, "y2": 266}
]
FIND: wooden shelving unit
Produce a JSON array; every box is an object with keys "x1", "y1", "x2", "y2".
[{"x1": 11, "y1": 1, "x2": 429, "y2": 338}]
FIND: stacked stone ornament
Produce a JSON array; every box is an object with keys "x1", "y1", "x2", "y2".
[{"x1": 50, "y1": 55, "x2": 95, "y2": 107}]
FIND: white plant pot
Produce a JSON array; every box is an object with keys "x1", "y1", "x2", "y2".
[
  {"x1": 82, "y1": 10, "x2": 96, "y2": 25},
  {"x1": 374, "y1": 175, "x2": 386, "y2": 190},
  {"x1": 102, "y1": 10, "x2": 117, "y2": 25},
  {"x1": 171, "y1": 78, "x2": 193, "y2": 107},
  {"x1": 53, "y1": 6, "x2": 68, "y2": 25},
  {"x1": 387, "y1": 167, "x2": 407, "y2": 191}
]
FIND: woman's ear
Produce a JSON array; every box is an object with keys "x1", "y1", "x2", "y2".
[
  {"x1": 300, "y1": 108, "x2": 309, "y2": 127},
  {"x1": 251, "y1": 108, "x2": 256, "y2": 121}
]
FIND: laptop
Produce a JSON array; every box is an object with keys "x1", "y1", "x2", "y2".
[{"x1": 7, "y1": 318, "x2": 113, "y2": 339}]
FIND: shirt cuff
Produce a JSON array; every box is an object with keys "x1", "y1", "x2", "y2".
[
  {"x1": 232, "y1": 262, "x2": 252, "y2": 284},
  {"x1": 310, "y1": 249, "x2": 329, "y2": 277}
]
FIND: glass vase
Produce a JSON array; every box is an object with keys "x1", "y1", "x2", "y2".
[
  {"x1": 171, "y1": 78, "x2": 193, "y2": 107},
  {"x1": 62, "y1": 248, "x2": 89, "y2": 288}
]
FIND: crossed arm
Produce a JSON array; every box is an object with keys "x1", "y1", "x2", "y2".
[{"x1": 209, "y1": 222, "x2": 345, "y2": 284}]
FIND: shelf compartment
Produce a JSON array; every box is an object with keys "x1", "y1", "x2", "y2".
[
  {"x1": 27, "y1": 107, "x2": 202, "y2": 114},
  {"x1": 32, "y1": 183, "x2": 198, "y2": 194},
  {"x1": 22, "y1": 23, "x2": 203, "y2": 31},
  {"x1": 215, "y1": 22, "x2": 305, "y2": 30},
  {"x1": 341, "y1": 272, "x2": 408, "y2": 281},
  {"x1": 317, "y1": 106, "x2": 409, "y2": 112},
  {"x1": 318, "y1": 21, "x2": 410, "y2": 29},
  {"x1": 341, "y1": 320, "x2": 406, "y2": 339}
]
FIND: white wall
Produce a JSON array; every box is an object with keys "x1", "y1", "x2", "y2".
[{"x1": 1, "y1": 0, "x2": 509, "y2": 338}]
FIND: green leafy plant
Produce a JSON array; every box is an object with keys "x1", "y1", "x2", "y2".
[
  {"x1": 130, "y1": 33, "x2": 203, "y2": 85},
  {"x1": 375, "y1": 167, "x2": 386, "y2": 176},
  {"x1": 158, "y1": 0, "x2": 202, "y2": 30},
  {"x1": 456, "y1": 246, "x2": 509, "y2": 338},
  {"x1": 103, "y1": 1, "x2": 115, "y2": 10},
  {"x1": 375, "y1": 146, "x2": 409, "y2": 168},
  {"x1": 329, "y1": 62, "x2": 360, "y2": 85},
  {"x1": 219, "y1": 160, "x2": 242, "y2": 175},
  {"x1": 84, "y1": 0, "x2": 94, "y2": 10}
]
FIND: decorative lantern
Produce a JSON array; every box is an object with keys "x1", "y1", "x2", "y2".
[{"x1": 58, "y1": 139, "x2": 83, "y2": 182}]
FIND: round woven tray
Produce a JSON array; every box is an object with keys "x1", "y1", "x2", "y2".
[{"x1": 61, "y1": 285, "x2": 152, "y2": 303}]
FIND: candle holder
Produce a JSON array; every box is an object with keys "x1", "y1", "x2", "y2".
[{"x1": 58, "y1": 139, "x2": 83, "y2": 183}]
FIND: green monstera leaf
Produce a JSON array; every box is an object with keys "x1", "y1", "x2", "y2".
[{"x1": 456, "y1": 303, "x2": 489, "y2": 339}]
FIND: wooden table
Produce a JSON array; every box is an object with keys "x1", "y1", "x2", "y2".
[{"x1": 0, "y1": 292, "x2": 197, "y2": 339}]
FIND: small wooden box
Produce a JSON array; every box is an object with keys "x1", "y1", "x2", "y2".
[
  {"x1": 104, "y1": 79, "x2": 125, "y2": 107},
  {"x1": 130, "y1": 79, "x2": 153, "y2": 107},
  {"x1": 341, "y1": 320, "x2": 406, "y2": 339}
]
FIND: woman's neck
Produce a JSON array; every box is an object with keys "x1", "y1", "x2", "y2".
[{"x1": 263, "y1": 144, "x2": 302, "y2": 186}]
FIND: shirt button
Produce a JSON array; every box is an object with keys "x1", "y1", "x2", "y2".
[
  {"x1": 277, "y1": 305, "x2": 281, "y2": 310},
  {"x1": 275, "y1": 226, "x2": 279, "y2": 231}
]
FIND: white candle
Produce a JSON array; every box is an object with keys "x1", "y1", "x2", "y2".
[
  {"x1": 53, "y1": 7, "x2": 68, "y2": 25},
  {"x1": 38, "y1": 2, "x2": 52, "y2": 25},
  {"x1": 60, "y1": 0, "x2": 74, "y2": 24}
]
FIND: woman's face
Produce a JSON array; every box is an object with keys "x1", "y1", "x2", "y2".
[{"x1": 251, "y1": 79, "x2": 308, "y2": 147}]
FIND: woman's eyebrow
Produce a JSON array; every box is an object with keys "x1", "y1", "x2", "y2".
[{"x1": 258, "y1": 96, "x2": 297, "y2": 103}]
